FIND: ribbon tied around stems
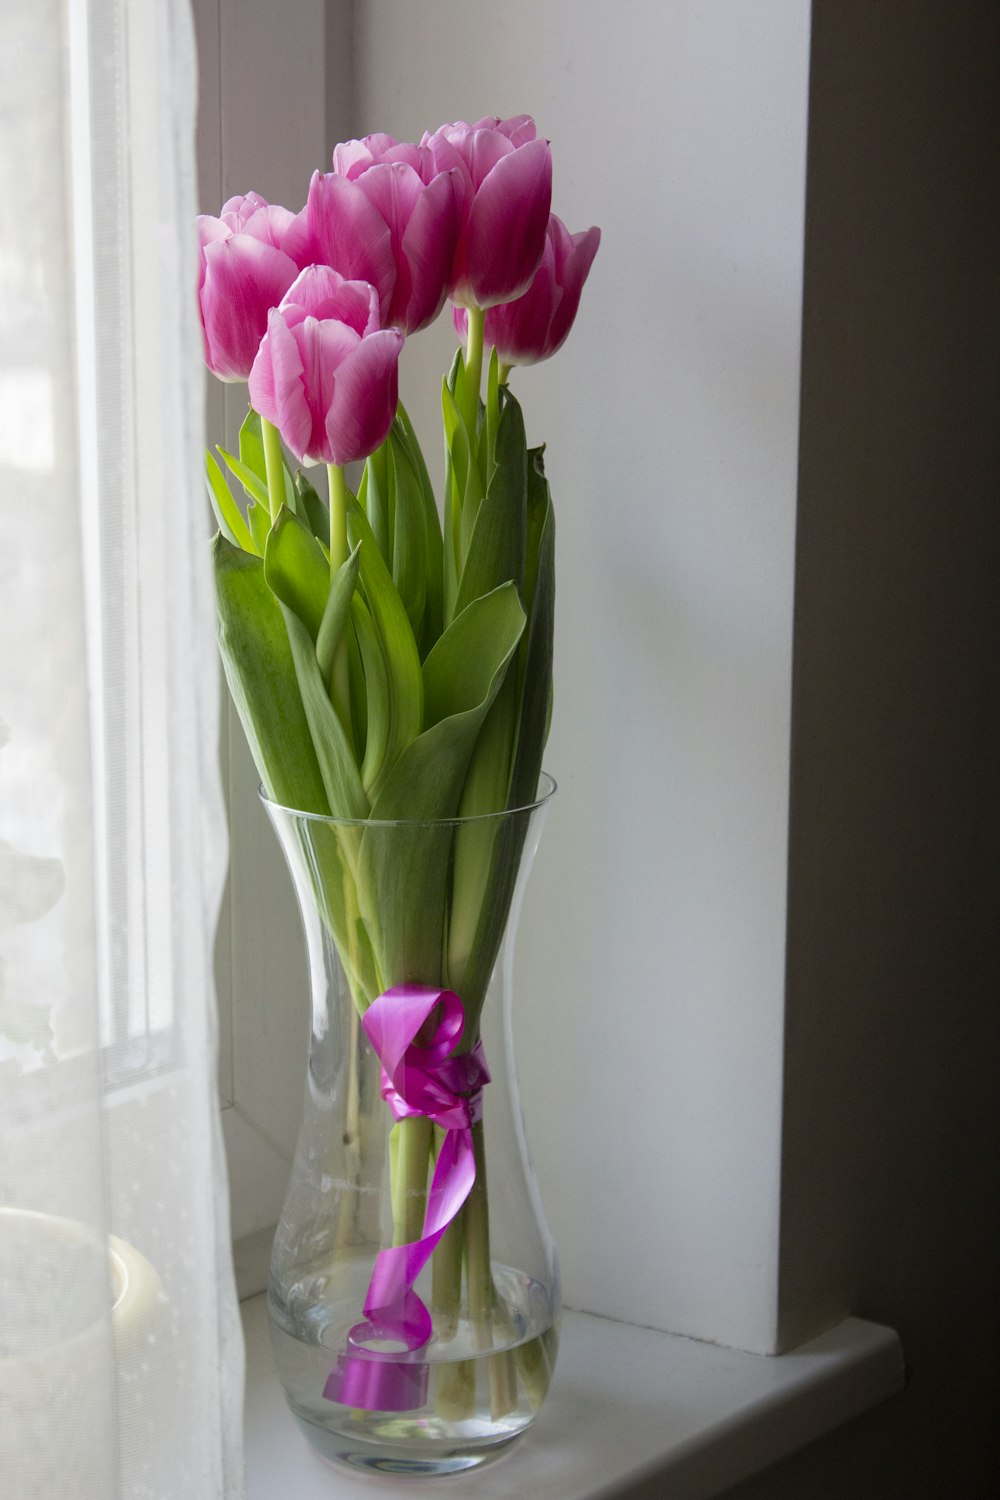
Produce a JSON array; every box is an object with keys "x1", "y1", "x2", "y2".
[{"x1": 323, "y1": 984, "x2": 490, "y2": 1412}]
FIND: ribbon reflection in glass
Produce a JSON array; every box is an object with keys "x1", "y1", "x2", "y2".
[{"x1": 323, "y1": 984, "x2": 490, "y2": 1411}]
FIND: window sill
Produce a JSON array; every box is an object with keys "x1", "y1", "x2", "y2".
[{"x1": 242, "y1": 1294, "x2": 903, "y2": 1499}]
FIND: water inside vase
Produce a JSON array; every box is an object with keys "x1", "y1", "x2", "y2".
[{"x1": 268, "y1": 1260, "x2": 559, "y2": 1472}]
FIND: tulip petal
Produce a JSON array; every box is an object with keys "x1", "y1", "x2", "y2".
[
  {"x1": 301, "y1": 172, "x2": 396, "y2": 317},
  {"x1": 325, "y1": 329, "x2": 403, "y2": 467},
  {"x1": 293, "y1": 317, "x2": 361, "y2": 462},
  {"x1": 547, "y1": 225, "x2": 601, "y2": 354},
  {"x1": 248, "y1": 310, "x2": 312, "y2": 462},
  {"x1": 397, "y1": 170, "x2": 461, "y2": 332},
  {"x1": 466, "y1": 137, "x2": 552, "y2": 307},
  {"x1": 282, "y1": 265, "x2": 381, "y2": 336},
  {"x1": 200, "y1": 235, "x2": 299, "y2": 381}
]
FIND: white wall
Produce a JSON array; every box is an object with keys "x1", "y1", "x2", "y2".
[{"x1": 355, "y1": 0, "x2": 811, "y2": 1352}]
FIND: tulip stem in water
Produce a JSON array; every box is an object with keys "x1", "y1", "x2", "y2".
[
  {"x1": 326, "y1": 462, "x2": 352, "y2": 740},
  {"x1": 462, "y1": 305, "x2": 486, "y2": 439},
  {"x1": 261, "y1": 415, "x2": 286, "y2": 524}
]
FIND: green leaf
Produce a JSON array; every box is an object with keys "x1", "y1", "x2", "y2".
[
  {"x1": 483, "y1": 346, "x2": 501, "y2": 492},
  {"x1": 394, "y1": 404, "x2": 443, "y2": 652},
  {"x1": 295, "y1": 471, "x2": 331, "y2": 547},
  {"x1": 421, "y1": 582, "x2": 525, "y2": 731},
  {"x1": 316, "y1": 542, "x2": 361, "y2": 687},
  {"x1": 357, "y1": 582, "x2": 525, "y2": 991},
  {"x1": 218, "y1": 446, "x2": 269, "y2": 509},
  {"x1": 350, "y1": 592, "x2": 390, "y2": 801},
  {"x1": 441, "y1": 373, "x2": 468, "y2": 623},
  {"x1": 246, "y1": 500, "x2": 270, "y2": 556},
  {"x1": 509, "y1": 492, "x2": 554, "y2": 810},
  {"x1": 212, "y1": 535, "x2": 328, "y2": 814},
  {"x1": 346, "y1": 499, "x2": 423, "y2": 792},
  {"x1": 363, "y1": 442, "x2": 391, "y2": 562},
  {"x1": 238, "y1": 409, "x2": 267, "y2": 486},
  {"x1": 454, "y1": 391, "x2": 527, "y2": 618},
  {"x1": 387, "y1": 432, "x2": 428, "y2": 644},
  {"x1": 451, "y1": 450, "x2": 556, "y2": 1010},
  {"x1": 205, "y1": 451, "x2": 256, "y2": 554},
  {"x1": 281, "y1": 606, "x2": 368, "y2": 821},
  {"x1": 263, "y1": 505, "x2": 329, "y2": 642}
]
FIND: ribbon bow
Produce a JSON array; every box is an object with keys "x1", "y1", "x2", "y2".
[{"x1": 323, "y1": 983, "x2": 490, "y2": 1412}]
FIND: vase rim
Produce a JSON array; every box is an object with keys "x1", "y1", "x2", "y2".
[{"x1": 259, "y1": 771, "x2": 557, "y2": 828}]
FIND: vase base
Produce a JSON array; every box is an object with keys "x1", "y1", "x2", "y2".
[{"x1": 293, "y1": 1412, "x2": 521, "y2": 1475}]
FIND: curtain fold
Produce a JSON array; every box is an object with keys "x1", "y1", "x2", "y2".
[{"x1": 0, "y1": 1, "x2": 244, "y2": 1494}]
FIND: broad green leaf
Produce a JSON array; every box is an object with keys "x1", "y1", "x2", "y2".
[
  {"x1": 387, "y1": 433, "x2": 427, "y2": 644},
  {"x1": 238, "y1": 409, "x2": 267, "y2": 486},
  {"x1": 350, "y1": 593, "x2": 390, "y2": 801},
  {"x1": 394, "y1": 405, "x2": 443, "y2": 652},
  {"x1": 246, "y1": 499, "x2": 270, "y2": 556},
  {"x1": 451, "y1": 453, "x2": 556, "y2": 1008},
  {"x1": 263, "y1": 505, "x2": 329, "y2": 642},
  {"x1": 363, "y1": 442, "x2": 391, "y2": 563},
  {"x1": 212, "y1": 535, "x2": 328, "y2": 814},
  {"x1": 422, "y1": 582, "x2": 525, "y2": 730},
  {"x1": 347, "y1": 614, "x2": 367, "y2": 760},
  {"x1": 509, "y1": 466, "x2": 555, "y2": 810},
  {"x1": 357, "y1": 582, "x2": 525, "y2": 993},
  {"x1": 483, "y1": 346, "x2": 501, "y2": 492},
  {"x1": 205, "y1": 451, "x2": 255, "y2": 553},
  {"x1": 218, "y1": 446, "x2": 269, "y2": 509},
  {"x1": 281, "y1": 605, "x2": 368, "y2": 821},
  {"x1": 441, "y1": 367, "x2": 472, "y2": 618},
  {"x1": 316, "y1": 542, "x2": 361, "y2": 687},
  {"x1": 295, "y1": 470, "x2": 331, "y2": 547},
  {"x1": 346, "y1": 501, "x2": 423, "y2": 786},
  {"x1": 453, "y1": 391, "x2": 527, "y2": 618}
]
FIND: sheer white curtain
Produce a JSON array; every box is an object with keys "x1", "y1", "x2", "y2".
[{"x1": 0, "y1": 0, "x2": 244, "y2": 1495}]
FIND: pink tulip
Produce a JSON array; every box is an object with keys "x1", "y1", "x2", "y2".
[
  {"x1": 248, "y1": 265, "x2": 404, "y2": 467},
  {"x1": 197, "y1": 193, "x2": 300, "y2": 381},
  {"x1": 419, "y1": 115, "x2": 552, "y2": 309},
  {"x1": 286, "y1": 151, "x2": 461, "y2": 335},
  {"x1": 454, "y1": 215, "x2": 601, "y2": 368}
]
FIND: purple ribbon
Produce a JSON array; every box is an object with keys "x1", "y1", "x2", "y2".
[{"x1": 323, "y1": 983, "x2": 489, "y2": 1412}]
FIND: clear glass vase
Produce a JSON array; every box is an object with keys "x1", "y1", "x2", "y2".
[{"x1": 261, "y1": 775, "x2": 560, "y2": 1475}]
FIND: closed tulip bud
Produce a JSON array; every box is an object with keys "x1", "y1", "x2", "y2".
[
  {"x1": 197, "y1": 193, "x2": 299, "y2": 381},
  {"x1": 454, "y1": 215, "x2": 601, "y2": 368},
  {"x1": 420, "y1": 115, "x2": 552, "y2": 310},
  {"x1": 248, "y1": 265, "x2": 404, "y2": 468}
]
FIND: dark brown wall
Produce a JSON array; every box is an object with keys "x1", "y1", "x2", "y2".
[{"x1": 724, "y1": 2, "x2": 999, "y2": 1495}]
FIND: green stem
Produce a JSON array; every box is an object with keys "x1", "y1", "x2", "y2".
[
  {"x1": 498, "y1": 361, "x2": 512, "y2": 386},
  {"x1": 391, "y1": 1116, "x2": 432, "y2": 1246},
  {"x1": 327, "y1": 462, "x2": 349, "y2": 573},
  {"x1": 465, "y1": 1118, "x2": 517, "y2": 1418},
  {"x1": 260, "y1": 415, "x2": 285, "y2": 523},
  {"x1": 462, "y1": 305, "x2": 486, "y2": 441},
  {"x1": 326, "y1": 462, "x2": 352, "y2": 741},
  {"x1": 431, "y1": 1128, "x2": 464, "y2": 1338}
]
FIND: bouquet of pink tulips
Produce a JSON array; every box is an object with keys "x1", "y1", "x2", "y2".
[{"x1": 201, "y1": 114, "x2": 599, "y2": 1408}]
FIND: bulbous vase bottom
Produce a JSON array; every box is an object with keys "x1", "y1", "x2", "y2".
[
  {"x1": 293, "y1": 1413, "x2": 523, "y2": 1475},
  {"x1": 270, "y1": 1278, "x2": 559, "y2": 1474}
]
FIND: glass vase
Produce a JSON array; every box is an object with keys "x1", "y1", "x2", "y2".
[{"x1": 261, "y1": 775, "x2": 560, "y2": 1475}]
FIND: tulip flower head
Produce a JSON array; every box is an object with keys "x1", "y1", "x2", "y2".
[
  {"x1": 420, "y1": 115, "x2": 552, "y2": 310},
  {"x1": 248, "y1": 265, "x2": 404, "y2": 468},
  {"x1": 284, "y1": 150, "x2": 461, "y2": 336},
  {"x1": 454, "y1": 214, "x2": 601, "y2": 369},
  {"x1": 197, "y1": 193, "x2": 299, "y2": 381}
]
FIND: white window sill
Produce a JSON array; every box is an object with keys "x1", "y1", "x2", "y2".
[{"x1": 242, "y1": 1294, "x2": 903, "y2": 1499}]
